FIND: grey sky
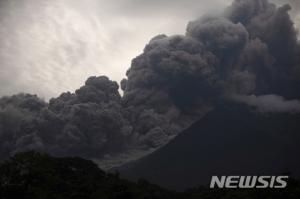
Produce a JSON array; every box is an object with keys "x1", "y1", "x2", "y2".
[{"x1": 0, "y1": 0, "x2": 299, "y2": 100}]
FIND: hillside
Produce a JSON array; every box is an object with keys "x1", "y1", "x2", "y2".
[
  {"x1": 1, "y1": 151, "x2": 300, "y2": 198},
  {"x1": 118, "y1": 102, "x2": 300, "y2": 190}
]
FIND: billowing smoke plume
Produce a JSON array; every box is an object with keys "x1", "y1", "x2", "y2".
[
  {"x1": 0, "y1": 77, "x2": 130, "y2": 161},
  {"x1": 122, "y1": 0, "x2": 299, "y2": 114},
  {"x1": 0, "y1": 0, "x2": 299, "y2": 168},
  {"x1": 231, "y1": 94, "x2": 300, "y2": 113}
]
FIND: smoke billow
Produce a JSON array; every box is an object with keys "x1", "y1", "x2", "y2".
[
  {"x1": 0, "y1": 0, "x2": 299, "y2": 168},
  {"x1": 0, "y1": 78, "x2": 129, "y2": 160},
  {"x1": 231, "y1": 94, "x2": 300, "y2": 113}
]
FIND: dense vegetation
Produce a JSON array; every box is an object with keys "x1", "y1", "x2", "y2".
[{"x1": 0, "y1": 152, "x2": 300, "y2": 199}]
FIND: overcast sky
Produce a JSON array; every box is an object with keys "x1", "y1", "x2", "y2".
[{"x1": 0, "y1": 0, "x2": 299, "y2": 100}]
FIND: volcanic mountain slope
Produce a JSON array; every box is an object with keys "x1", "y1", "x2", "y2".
[{"x1": 118, "y1": 102, "x2": 300, "y2": 190}]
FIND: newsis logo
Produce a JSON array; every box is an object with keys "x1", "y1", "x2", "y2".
[{"x1": 210, "y1": 176, "x2": 289, "y2": 189}]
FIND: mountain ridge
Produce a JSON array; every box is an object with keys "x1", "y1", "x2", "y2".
[{"x1": 118, "y1": 102, "x2": 300, "y2": 190}]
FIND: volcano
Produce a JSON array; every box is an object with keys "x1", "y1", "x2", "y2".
[{"x1": 118, "y1": 102, "x2": 300, "y2": 190}]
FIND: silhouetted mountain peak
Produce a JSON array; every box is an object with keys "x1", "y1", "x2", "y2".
[{"x1": 119, "y1": 102, "x2": 300, "y2": 190}]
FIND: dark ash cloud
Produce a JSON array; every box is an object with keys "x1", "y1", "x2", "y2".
[
  {"x1": 231, "y1": 94, "x2": 300, "y2": 113},
  {"x1": 0, "y1": 78, "x2": 129, "y2": 161},
  {"x1": 0, "y1": 0, "x2": 299, "y2": 169}
]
